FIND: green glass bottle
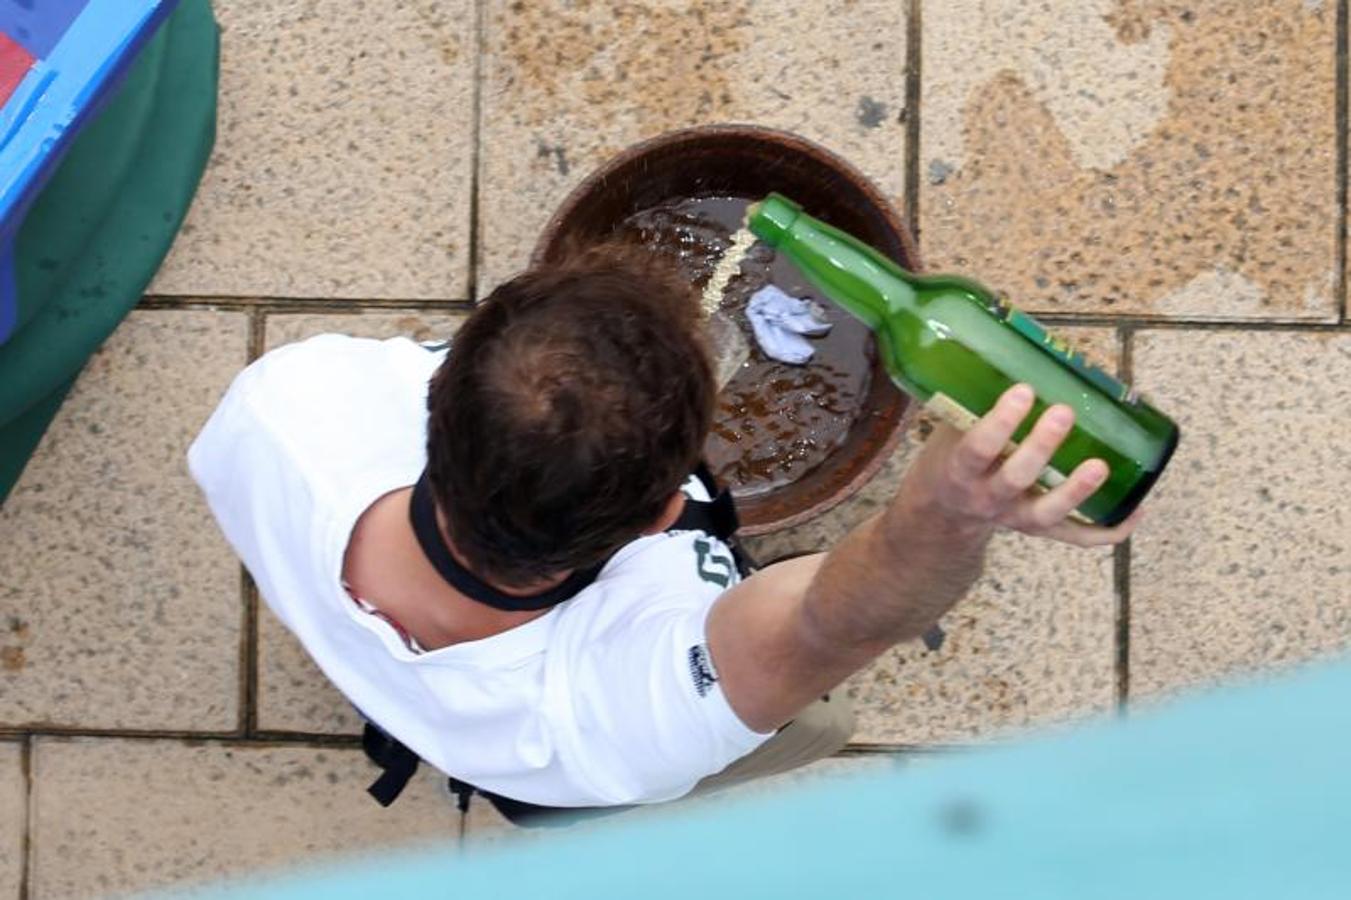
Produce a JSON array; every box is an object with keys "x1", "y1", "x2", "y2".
[{"x1": 746, "y1": 192, "x2": 1178, "y2": 526}]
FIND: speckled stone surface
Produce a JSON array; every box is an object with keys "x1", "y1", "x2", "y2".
[
  {"x1": 1129, "y1": 330, "x2": 1351, "y2": 699},
  {"x1": 149, "y1": 0, "x2": 476, "y2": 301},
  {"x1": 0, "y1": 742, "x2": 22, "y2": 900},
  {"x1": 462, "y1": 754, "x2": 902, "y2": 845},
  {"x1": 0, "y1": 311, "x2": 246, "y2": 731},
  {"x1": 922, "y1": 0, "x2": 1337, "y2": 321},
  {"x1": 746, "y1": 329, "x2": 1123, "y2": 743},
  {"x1": 28, "y1": 739, "x2": 456, "y2": 899},
  {"x1": 257, "y1": 604, "x2": 363, "y2": 736},
  {"x1": 256, "y1": 311, "x2": 466, "y2": 734},
  {"x1": 815, "y1": 534, "x2": 1115, "y2": 745},
  {"x1": 476, "y1": 0, "x2": 908, "y2": 292}
]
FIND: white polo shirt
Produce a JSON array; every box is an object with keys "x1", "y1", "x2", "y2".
[{"x1": 188, "y1": 334, "x2": 769, "y2": 807}]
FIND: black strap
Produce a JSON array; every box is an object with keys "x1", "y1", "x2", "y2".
[
  {"x1": 409, "y1": 462, "x2": 750, "y2": 611},
  {"x1": 478, "y1": 787, "x2": 634, "y2": 828},
  {"x1": 669, "y1": 463, "x2": 740, "y2": 538},
  {"x1": 409, "y1": 471, "x2": 606, "y2": 612},
  {"x1": 362, "y1": 722, "x2": 421, "y2": 807},
  {"x1": 670, "y1": 462, "x2": 757, "y2": 577}
]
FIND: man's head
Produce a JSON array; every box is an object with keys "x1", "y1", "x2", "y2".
[{"x1": 426, "y1": 245, "x2": 714, "y2": 589}]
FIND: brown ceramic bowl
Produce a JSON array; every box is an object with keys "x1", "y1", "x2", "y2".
[{"x1": 532, "y1": 124, "x2": 920, "y2": 535}]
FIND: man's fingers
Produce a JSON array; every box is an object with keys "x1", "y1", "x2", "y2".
[
  {"x1": 992, "y1": 404, "x2": 1076, "y2": 498},
  {"x1": 1022, "y1": 458, "x2": 1110, "y2": 529},
  {"x1": 950, "y1": 384, "x2": 1035, "y2": 479}
]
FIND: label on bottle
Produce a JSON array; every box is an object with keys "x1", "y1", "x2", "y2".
[
  {"x1": 924, "y1": 391, "x2": 1069, "y2": 489},
  {"x1": 996, "y1": 302, "x2": 1140, "y2": 405}
]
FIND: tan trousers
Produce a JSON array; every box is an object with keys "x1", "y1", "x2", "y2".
[{"x1": 688, "y1": 690, "x2": 856, "y2": 796}]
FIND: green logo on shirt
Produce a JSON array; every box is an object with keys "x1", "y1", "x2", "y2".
[{"x1": 693, "y1": 538, "x2": 734, "y2": 588}]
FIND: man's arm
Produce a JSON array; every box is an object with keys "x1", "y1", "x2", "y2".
[{"x1": 707, "y1": 384, "x2": 1143, "y2": 733}]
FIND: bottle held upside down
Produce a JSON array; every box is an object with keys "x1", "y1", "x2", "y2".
[{"x1": 746, "y1": 193, "x2": 1179, "y2": 526}]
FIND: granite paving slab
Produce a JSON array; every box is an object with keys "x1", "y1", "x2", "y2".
[
  {"x1": 1129, "y1": 329, "x2": 1351, "y2": 699},
  {"x1": 0, "y1": 311, "x2": 247, "y2": 731},
  {"x1": 477, "y1": 0, "x2": 909, "y2": 293},
  {"x1": 150, "y1": 0, "x2": 476, "y2": 301},
  {"x1": 921, "y1": 0, "x2": 1336, "y2": 320}
]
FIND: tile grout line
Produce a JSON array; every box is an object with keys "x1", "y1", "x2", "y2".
[
  {"x1": 1036, "y1": 317, "x2": 1351, "y2": 332},
  {"x1": 241, "y1": 311, "x2": 265, "y2": 737},
  {"x1": 19, "y1": 735, "x2": 32, "y2": 900},
  {"x1": 249, "y1": 307, "x2": 267, "y2": 362},
  {"x1": 1114, "y1": 538, "x2": 1133, "y2": 713},
  {"x1": 1113, "y1": 326, "x2": 1136, "y2": 714},
  {"x1": 0, "y1": 726, "x2": 949, "y2": 754},
  {"x1": 466, "y1": 0, "x2": 487, "y2": 303},
  {"x1": 904, "y1": 0, "x2": 922, "y2": 248},
  {"x1": 241, "y1": 571, "x2": 260, "y2": 738},
  {"x1": 0, "y1": 727, "x2": 364, "y2": 746},
  {"x1": 139, "y1": 295, "x2": 476, "y2": 313},
  {"x1": 134, "y1": 294, "x2": 1351, "y2": 332},
  {"x1": 839, "y1": 742, "x2": 964, "y2": 755},
  {"x1": 1337, "y1": 0, "x2": 1348, "y2": 324}
]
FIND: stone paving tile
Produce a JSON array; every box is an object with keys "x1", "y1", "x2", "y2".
[
  {"x1": 150, "y1": 0, "x2": 476, "y2": 301},
  {"x1": 921, "y1": 0, "x2": 1336, "y2": 321},
  {"x1": 0, "y1": 742, "x2": 23, "y2": 900},
  {"x1": 757, "y1": 531, "x2": 1116, "y2": 746},
  {"x1": 745, "y1": 329, "x2": 1124, "y2": 744},
  {"x1": 256, "y1": 603, "x2": 362, "y2": 736},
  {"x1": 1129, "y1": 330, "x2": 1351, "y2": 700},
  {"x1": 462, "y1": 754, "x2": 901, "y2": 846},
  {"x1": 29, "y1": 738, "x2": 457, "y2": 899},
  {"x1": 0, "y1": 311, "x2": 246, "y2": 731},
  {"x1": 477, "y1": 0, "x2": 909, "y2": 292},
  {"x1": 256, "y1": 311, "x2": 465, "y2": 734}
]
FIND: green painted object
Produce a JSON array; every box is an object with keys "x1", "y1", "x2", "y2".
[{"x1": 0, "y1": 0, "x2": 218, "y2": 504}]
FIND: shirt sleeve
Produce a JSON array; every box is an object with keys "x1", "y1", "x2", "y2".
[{"x1": 542, "y1": 590, "x2": 774, "y2": 806}]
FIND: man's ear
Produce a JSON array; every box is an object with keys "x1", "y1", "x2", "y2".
[{"x1": 641, "y1": 492, "x2": 687, "y2": 536}]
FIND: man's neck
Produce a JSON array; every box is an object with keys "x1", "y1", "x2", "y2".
[{"x1": 342, "y1": 487, "x2": 554, "y2": 650}]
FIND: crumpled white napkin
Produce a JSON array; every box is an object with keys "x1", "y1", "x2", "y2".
[{"x1": 746, "y1": 285, "x2": 833, "y2": 365}]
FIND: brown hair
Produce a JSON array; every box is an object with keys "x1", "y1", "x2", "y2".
[{"x1": 425, "y1": 243, "x2": 714, "y2": 588}]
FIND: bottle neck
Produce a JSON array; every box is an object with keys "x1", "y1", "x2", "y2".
[{"x1": 748, "y1": 193, "x2": 915, "y2": 329}]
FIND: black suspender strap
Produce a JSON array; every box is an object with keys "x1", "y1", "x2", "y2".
[
  {"x1": 362, "y1": 722, "x2": 421, "y2": 807},
  {"x1": 669, "y1": 462, "x2": 756, "y2": 577},
  {"x1": 409, "y1": 470, "x2": 606, "y2": 612},
  {"x1": 669, "y1": 462, "x2": 738, "y2": 537}
]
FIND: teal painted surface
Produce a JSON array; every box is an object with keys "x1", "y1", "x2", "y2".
[
  {"x1": 0, "y1": 0, "x2": 217, "y2": 504},
  {"x1": 191, "y1": 657, "x2": 1351, "y2": 899}
]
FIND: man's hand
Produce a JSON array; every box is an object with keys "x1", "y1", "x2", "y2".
[{"x1": 901, "y1": 383, "x2": 1143, "y2": 548}]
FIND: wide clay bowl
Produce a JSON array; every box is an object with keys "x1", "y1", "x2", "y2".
[{"x1": 532, "y1": 124, "x2": 921, "y2": 535}]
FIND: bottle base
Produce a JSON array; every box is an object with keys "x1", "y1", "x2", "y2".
[{"x1": 1098, "y1": 423, "x2": 1181, "y2": 528}]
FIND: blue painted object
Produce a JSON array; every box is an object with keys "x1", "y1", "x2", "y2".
[
  {"x1": 193, "y1": 658, "x2": 1351, "y2": 899},
  {"x1": 0, "y1": 0, "x2": 90, "y2": 58},
  {"x1": 0, "y1": 0, "x2": 178, "y2": 345},
  {"x1": 0, "y1": 0, "x2": 215, "y2": 505}
]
